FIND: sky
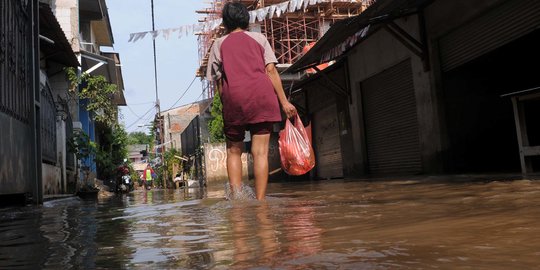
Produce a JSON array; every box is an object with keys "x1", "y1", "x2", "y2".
[{"x1": 104, "y1": 0, "x2": 207, "y2": 133}]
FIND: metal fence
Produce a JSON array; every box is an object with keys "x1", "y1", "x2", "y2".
[
  {"x1": 1, "y1": 0, "x2": 32, "y2": 123},
  {"x1": 41, "y1": 84, "x2": 57, "y2": 164},
  {"x1": 63, "y1": 102, "x2": 75, "y2": 170}
]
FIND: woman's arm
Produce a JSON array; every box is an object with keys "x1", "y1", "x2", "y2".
[
  {"x1": 266, "y1": 63, "x2": 297, "y2": 118},
  {"x1": 206, "y1": 38, "x2": 223, "y2": 82}
]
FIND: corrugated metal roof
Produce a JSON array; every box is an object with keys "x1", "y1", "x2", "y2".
[
  {"x1": 501, "y1": 86, "x2": 540, "y2": 98},
  {"x1": 39, "y1": 3, "x2": 79, "y2": 67},
  {"x1": 287, "y1": 0, "x2": 435, "y2": 72}
]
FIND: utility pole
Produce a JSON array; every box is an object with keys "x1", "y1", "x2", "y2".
[{"x1": 150, "y1": 0, "x2": 166, "y2": 185}]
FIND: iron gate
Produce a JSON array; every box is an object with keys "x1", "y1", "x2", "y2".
[
  {"x1": 1, "y1": 0, "x2": 32, "y2": 123},
  {"x1": 40, "y1": 84, "x2": 57, "y2": 164},
  {"x1": 0, "y1": 0, "x2": 39, "y2": 197}
]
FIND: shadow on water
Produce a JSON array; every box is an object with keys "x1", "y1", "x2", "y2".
[{"x1": 1, "y1": 177, "x2": 540, "y2": 269}]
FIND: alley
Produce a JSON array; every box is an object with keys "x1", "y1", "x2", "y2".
[{"x1": 3, "y1": 0, "x2": 540, "y2": 268}]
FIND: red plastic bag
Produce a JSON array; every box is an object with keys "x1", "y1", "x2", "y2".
[{"x1": 278, "y1": 115, "x2": 316, "y2": 175}]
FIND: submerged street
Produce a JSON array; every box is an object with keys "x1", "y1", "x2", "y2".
[{"x1": 1, "y1": 178, "x2": 540, "y2": 269}]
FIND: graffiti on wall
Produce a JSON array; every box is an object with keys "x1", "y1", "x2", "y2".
[
  {"x1": 204, "y1": 142, "x2": 250, "y2": 182},
  {"x1": 207, "y1": 146, "x2": 226, "y2": 173},
  {"x1": 204, "y1": 135, "x2": 283, "y2": 182}
]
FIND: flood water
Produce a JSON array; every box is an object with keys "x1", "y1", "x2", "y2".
[{"x1": 1, "y1": 178, "x2": 540, "y2": 269}]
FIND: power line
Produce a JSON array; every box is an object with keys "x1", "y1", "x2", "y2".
[
  {"x1": 151, "y1": 0, "x2": 159, "y2": 109},
  {"x1": 182, "y1": 90, "x2": 206, "y2": 113},
  {"x1": 126, "y1": 105, "x2": 145, "y2": 118},
  {"x1": 126, "y1": 73, "x2": 198, "y2": 131},
  {"x1": 125, "y1": 105, "x2": 157, "y2": 129},
  {"x1": 166, "y1": 76, "x2": 198, "y2": 111},
  {"x1": 127, "y1": 101, "x2": 155, "y2": 106}
]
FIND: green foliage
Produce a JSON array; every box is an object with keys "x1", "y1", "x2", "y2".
[
  {"x1": 112, "y1": 125, "x2": 129, "y2": 164},
  {"x1": 66, "y1": 67, "x2": 118, "y2": 126},
  {"x1": 128, "y1": 163, "x2": 141, "y2": 186},
  {"x1": 65, "y1": 68, "x2": 128, "y2": 183},
  {"x1": 127, "y1": 131, "x2": 154, "y2": 145},
  {"x1": 68, "y1": 131, "x2": 96, "y2": 160},
  {"x1": 67, "y1": 130, "x2": 96, "y2": 185},
  {"x1": 95, "y1": 147, "x2": 115, "y2": 180},
  {"x1": 163, "y1": 148, "x2": 182, "y2": 181},
  {"x1": 208, "y1": 93, "x2": 225, "y2": 143},
  {"x1": 95, "y1": 124, "x2": 129, "y2": 180}
]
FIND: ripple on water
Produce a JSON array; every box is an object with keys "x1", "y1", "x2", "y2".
[{"x1": 3, "y1": 179, "x2": 540, "y2": 269}]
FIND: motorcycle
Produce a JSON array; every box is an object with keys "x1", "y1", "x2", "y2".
[{"x1": 118, "y1": 174, "x2": 133, "y2": 193}]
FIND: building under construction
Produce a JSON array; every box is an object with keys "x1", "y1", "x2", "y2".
[{"x1": 196, "y1": 0, "x2": 373, "y2": 98}]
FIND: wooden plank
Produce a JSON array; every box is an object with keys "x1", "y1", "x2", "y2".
[
  {"x1": 523, "y1": 146, "x2": 540, "y2": 157},
  {"x1": 518, "y1": 92, "x2": 540, "y2": 101},
  {"x1": 512, "y1": 97, "x2": 526, "y2": 174},
  {"x1": 511, "y1": 97, "x2": 533, "y2": 174}
]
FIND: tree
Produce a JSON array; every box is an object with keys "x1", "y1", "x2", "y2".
[
  {"x1": 112, "y1": 125, "x2": 129, "y2": 164},
  {"x1": 208, "y1": 93, "x2": 225, "y2": 143},
  {"x1": 66, "y1": 67, "x2": 118, "y2": 127},
  {"x1": 95, "y1": 123, "x2": 129, "y2": 181},
  {"x1": 65, "y1": 67, "x2": 128, "y2": 185},
  {"x1": 67, "y1": 130, "x2": 97, "y2": 189},
  {"x1": 162, "y1": 148, "x2": 182, "y2": 188},
  {"x1": 127, "y1": 131, "x2": 154, "y2": 145}
]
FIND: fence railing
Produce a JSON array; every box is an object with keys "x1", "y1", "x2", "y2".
[
  {"x1": 63, "y1": 101, "x2": 76, "y2": 170},
  {"x1": 40, "y1": 84, "x2": 57, "y2": 164},
  {"x1": 1, "y1": 0, "x2": 32, "y2": 123}
]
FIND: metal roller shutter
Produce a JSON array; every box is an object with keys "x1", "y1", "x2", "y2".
[
  {"x1": 439, "y1": 0, "x2": 540, "y2": 72},
  {"x1": 313, "y1": 103, "x2": 343, "y2": 178},
  {"x1": 362, "y1": 59, "x2": 422, "y2": 175}
]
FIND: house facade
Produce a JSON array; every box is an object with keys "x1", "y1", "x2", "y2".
[
  {"x1": 47, "y1": 0, "x2": 126, "y2": 183},
  {"x1": 1, "y1": 0, "x2": 125, "y2": 204},
  {"x1": 161, "y1": 100, "x2": 209, "y2": 153},
  {"x1": 289, "y1": 0, "x2": 540, "y2": 178},
  {"x1": 160, "y1": 99, "x2": 212, "y2": 181},
  {"x1": 39, "y1": 3, "x2": 80, "y2": 195},
  {"x1": 1, "y1": 0, "x2": 41, "y2": 203}
]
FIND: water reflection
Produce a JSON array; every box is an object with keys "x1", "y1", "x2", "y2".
[
  {"x1": 1, "y1": 179, "x2": 540, "y2": 269},
  {"x1": 282, "y1": 201, "x2": 322, "y2": 261},
  {"x1": 228, "y1": 203, "x2": 279, "y2": 269}
]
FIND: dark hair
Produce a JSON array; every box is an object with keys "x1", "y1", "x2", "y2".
[{"x1": 222, "y1": 2, "x2": 249, "y2": 32}]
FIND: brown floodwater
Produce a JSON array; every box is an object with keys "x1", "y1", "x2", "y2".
[{"x1": 1, "y1": 177, "x2": 540, "y2": 269}]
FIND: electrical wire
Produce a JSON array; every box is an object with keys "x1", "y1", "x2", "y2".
[
  {"x1": 127, "y1": 101, "x2": 155, "y2": 106},
  {"x1": 126, "y1": 105, "x2": 144, "y2": 119},
  {"x1": 125, "y1": 104, "x2": 158, "y2": 129},
  {"x1": 124, "y1": 75, "x2": 198, "y2": 130},
  {"x1": 182, "y1": 90, "x2": 206, "y2": 113},
  {"x1": 166, "y1": 76, "x2": 198, "y2": 111}
]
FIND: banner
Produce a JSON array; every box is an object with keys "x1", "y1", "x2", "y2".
[{"x1": 128, "y1": 0, "x2": 361, "y2": 43}]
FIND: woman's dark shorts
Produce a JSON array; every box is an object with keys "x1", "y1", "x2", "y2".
[{"x1": 224, "y1": 122, "x2": 275, "y2": 142}]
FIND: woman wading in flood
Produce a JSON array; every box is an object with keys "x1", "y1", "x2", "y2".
[{"x1": 206, "y1": 2, "x2": 296, "y2": 200}]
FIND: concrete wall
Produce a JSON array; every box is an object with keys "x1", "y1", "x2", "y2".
[
  {"x1": 346, "y1": 15, "x2": 442, "y2": 174},
  {"x1": 204, "y1": 143, "x2": 250, "y2": 182},
  {"x1": 267, "y1": 133, "x2": 282, "y2": 177},
  {"x1": 49, "y1": 0, "x2": 80, "y2": 53},
  {"x1": 203, "y1": 134, "x2": 282, "y2": 182},
  {"x1": 0, "y1": 114, "x2": 37, "y2": 195},
  {"x1": 56, "y1": 119, "x2": 68, "y2": 193},
  {"x1": 42, "y1": 163, "x2": 62, "y2": 195},
  {"x1": 162, "y1": 100, "x2": 212, "y2": 152}
]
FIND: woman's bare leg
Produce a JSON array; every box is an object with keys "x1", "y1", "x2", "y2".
[
  {"x1": 251, "y1": 133, "x2": 271, "y2": 200},
  {"x1": 226, "y1": 140, "x2": 244, "y2": 194}
]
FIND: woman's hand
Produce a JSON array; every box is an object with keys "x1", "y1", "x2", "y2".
[{"x1": 281, "y1": 101, "x2": 297, "y2": 119}]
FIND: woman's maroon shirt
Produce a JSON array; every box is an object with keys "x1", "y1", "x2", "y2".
[{"x1": 206, "y1": 31, "x2": 282, "y2": 126}]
